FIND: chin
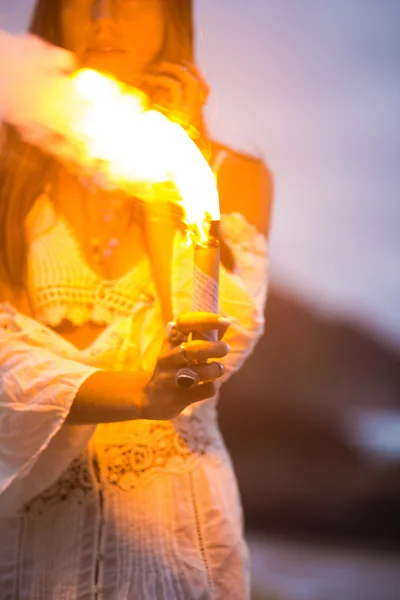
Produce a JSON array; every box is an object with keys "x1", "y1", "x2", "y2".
[{"x1": 82, "y1": 52, "x2": 138, "y2": 85}]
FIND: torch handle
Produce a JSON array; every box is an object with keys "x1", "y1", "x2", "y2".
[
  {"x1": 192, "y1": 244, "x2": 220, "y2": 342},
  {"x1": 176, "y1": 226, "x2": 220, "y2": 389}
]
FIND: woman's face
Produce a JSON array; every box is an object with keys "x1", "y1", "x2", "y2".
[{"x1": 60, "y1": 0, "x2": 166, "y2": 83}]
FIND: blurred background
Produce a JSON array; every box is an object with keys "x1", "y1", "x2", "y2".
[{"x1": 2, "y1": 0, "x2": 400, "y2": 598}]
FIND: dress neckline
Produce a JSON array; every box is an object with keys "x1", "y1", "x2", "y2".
[
  {"x1": 58, "y1": 212, "x2": 148, "y2": 287},
  {"x1": 25, "y1": 191, "x2": 156, "y2": 331},
  {"x1": 35, "y1": 191, "x2": 148, "y2": 286}
]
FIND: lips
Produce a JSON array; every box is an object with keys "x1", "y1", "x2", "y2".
[
  {"x1": 86, "y1": 47, "x2": 125, "y2": 56},
  {"x1": 83, "y1": 39, "x2": 126, "y2": 59},
  {"x1": 81, "y1": 44, "x2": 132, "y2": 83},
  {"x1": 82, "y1": 46, "x2": 127, "y2": 74}
]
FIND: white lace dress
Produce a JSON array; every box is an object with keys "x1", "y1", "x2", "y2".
[{"x1": 0, "y1": 193, "x2": 268, "y2": 600}]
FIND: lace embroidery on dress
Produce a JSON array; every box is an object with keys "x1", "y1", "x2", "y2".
[
  {"x1": 19, "y1": 413, "x2": 221, "y2": 514},
  {"x1": 94, "y1": 411, "x2": 223, "y2": 491},
  {"x1": 26, "y1": 194, "x2": 155, "y2": 328},
  {"x1": 22, "y1": 452, "x2": 95, "y2": 518}
]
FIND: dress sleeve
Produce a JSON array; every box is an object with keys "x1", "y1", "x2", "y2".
[
  {"x1": 0, "y1": 303, "x2": 100, "y2": 516},
  {"x1": 172, "y1": 212, "x2": 269, "y2": 379}
]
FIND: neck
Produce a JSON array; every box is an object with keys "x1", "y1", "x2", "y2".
[{"x1": 54, "y1": 168, "x2": 127, "y2": 207}]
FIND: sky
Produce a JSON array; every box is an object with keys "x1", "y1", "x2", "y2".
[{"x1": 1, "y1": 0, "x2": 400, "y2": 347}]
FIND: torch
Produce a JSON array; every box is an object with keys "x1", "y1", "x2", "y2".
[
  {"x1": 174, "y1": 218, "x2": 220, "y2": 388},
  {"x1": 1, "y1": 63, "x2": 222, "y2": 367},
  {"x1": 192, "y1": 219, "x2": 220, "y2": 336},
  {"x1": 70, "y1": 71, "x2": 223, "y2": 352},
  {"x1": 162, "y1": 130, "x2": 221, "y2": 388}
]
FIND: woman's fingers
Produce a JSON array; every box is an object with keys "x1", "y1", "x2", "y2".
[
  {"x1": 141, "y1": 62, "x2": 208, "y2": 126},
  {"x1": 187, "y1": 361, "x2": 225, "y2": 383},
  {"x1": 155, "y1": 362, "x2": 224, "y2": 386},
  {"x1": 165, "y1": 321, "x2": 187, "y2": 345},
  {"x1": 142, "y1": 73, "x2": 184, "y2": 108},
  {"x1": 154, "y1": 61, "x2": 210, "y2": 101},
  {"x1": 177, "y1": 381, "x2": 218, "y2": 405},
  {"x1": 166, "y1": 314, "x2": 230, "y2": 347},
  {"x1": 141, "y1": 380, "x2": 218, "y2": 420},
  {"x1": 175, "y1": 313, "x2": 231, "y2": 336},
  {"x1": 158, "y1": 339, "x2": 229, "y2": 368}
]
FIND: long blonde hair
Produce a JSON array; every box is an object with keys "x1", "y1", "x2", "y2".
[{"x1": 0, "y1": 0, "x2": 196, "y2": 288}]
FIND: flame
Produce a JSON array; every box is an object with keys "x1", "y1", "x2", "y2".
[{"x1": 69, "y1": 69, "x2": 220, "y2": 243}]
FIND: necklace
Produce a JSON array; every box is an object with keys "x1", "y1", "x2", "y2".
[{"x1": 81, "y1": 177, "x2": 137, "y2": 267}]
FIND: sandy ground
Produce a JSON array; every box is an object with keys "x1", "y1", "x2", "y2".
[{"x1": 248, "y1": 535, "x2": 400, "y2": 600}]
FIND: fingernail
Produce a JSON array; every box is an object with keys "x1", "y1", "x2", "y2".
[{"x1": 218, "y1": 317, "x2": 231, "y2": 326}]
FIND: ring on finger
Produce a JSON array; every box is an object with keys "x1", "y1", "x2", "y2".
[
  {"x1": 215, "y1": 362, "x2": 225, "y2": 378},
  {"x1": 166, "y1": 321, "x2": 186, "y2": 345},
  {"x1": 175, "y1": 367, "x2": 200, "y2": 389},
  {"x1": 166, "y1": 321, "x2": 176, "y2": 339}
]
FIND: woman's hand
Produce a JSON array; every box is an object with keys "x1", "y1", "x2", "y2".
[
  {"x1": 140, "y1": 61, "x2": 209, "y2": 134},
  {"x1": 141, "y1": 312, "x2": 230, "y2": 420}
]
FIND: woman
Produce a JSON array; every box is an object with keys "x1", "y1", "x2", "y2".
[{"x1": 0, "y1": 0, "x2": 272, "y2": 598}]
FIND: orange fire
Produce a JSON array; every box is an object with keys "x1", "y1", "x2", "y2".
[{"x1": 69, "y1": 69, "x2": 220, "y2": 243}]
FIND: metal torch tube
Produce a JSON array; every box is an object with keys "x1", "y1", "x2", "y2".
[
  {"x1": 175, "y1": 221, "x2": 220, "y2": 388},
  {"x1": 192, "y1": 220, "x2": 220, "y2": 342}
]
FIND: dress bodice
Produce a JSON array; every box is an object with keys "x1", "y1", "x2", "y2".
[{"x1": 25, "y1": 192, "x2": 156, "y2": 329}]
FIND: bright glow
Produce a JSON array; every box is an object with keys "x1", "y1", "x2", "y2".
[{"x1": 70, "y1": 69, "x2": 220, "y2": 242}]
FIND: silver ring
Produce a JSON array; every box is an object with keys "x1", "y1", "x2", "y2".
[
  {"x1": 216, "y1": 362, "x2": 225, "y2": 378},
  {"x1": 175, "y1": 368, "x2": 200, "y2": 389},
  {"x1": 166, "y1": 321, "x2": 186, "y2": 345},
  {"x1": 166, "y1": 321, "x2": 176, "y2": 340}
]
